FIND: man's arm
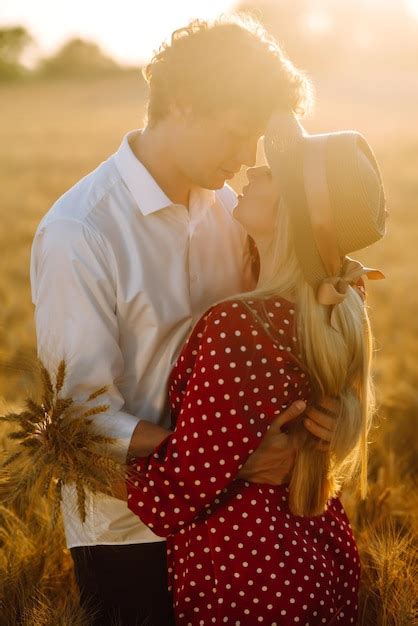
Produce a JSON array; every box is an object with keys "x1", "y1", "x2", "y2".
[
  {"x1": 127, "y1": 420, "x2": 172, "y2": 458},
  {"x1": 108, "y1": 420, "x2": 172, "y2": 500},
  {"x1": 30, "y1": 217, "x2": 152, "y2": 466}
]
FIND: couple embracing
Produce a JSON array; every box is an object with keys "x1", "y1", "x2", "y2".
[{"x1": 30, "y1": 14, "x2": 386, "y2": 626}]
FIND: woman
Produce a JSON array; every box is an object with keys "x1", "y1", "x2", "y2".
[{"x1": 125, "y1": 113, "x2": 386, "y2": 625}]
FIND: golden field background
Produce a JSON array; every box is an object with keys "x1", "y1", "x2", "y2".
[{"x1": 0, "y1": 66, "x2": 417, "y2": 623}]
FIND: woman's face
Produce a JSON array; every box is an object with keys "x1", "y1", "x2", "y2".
[{"x1": 233, "y1": 166, "x2": 280, "y2": 239}]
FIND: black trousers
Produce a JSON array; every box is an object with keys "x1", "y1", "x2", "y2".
[{"x1": 70, "y1": 542, "x2": 176, "y2": 626}]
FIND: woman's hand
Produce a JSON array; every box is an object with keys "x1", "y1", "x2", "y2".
[
  {"x1": 236, "y1": 397, "x2": 339, "y2": 485},
  {"x1": 236, "y1": 401, "x2": 304, "y2": 485},
  {"x1": 303, "y1": 396, "x2": 339, "y2": 452}
]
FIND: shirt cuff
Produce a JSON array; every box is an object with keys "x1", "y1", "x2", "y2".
[{"x1": 94, "y1": 411, "x2": 142, "y2": 464}]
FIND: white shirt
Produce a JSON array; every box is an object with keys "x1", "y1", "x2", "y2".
[{"x1": 30, "y1": 130, "x2": 253, "y2": 548}]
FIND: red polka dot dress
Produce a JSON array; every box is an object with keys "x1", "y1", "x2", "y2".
[{"x1": 127, "y1": 296, "x2": 361, "y2": 625}]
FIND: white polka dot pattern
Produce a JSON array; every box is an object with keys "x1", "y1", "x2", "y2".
[{"x1": 127, "y1": 297, "x2": 360, "y2": 624}]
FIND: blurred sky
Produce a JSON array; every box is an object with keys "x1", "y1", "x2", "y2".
[
  {"x1": 0, "y1": 0, "x2": 237, "y2": 65},
  {"x1": 1, "y1": 0, "x2": 418, "y2": 65}
]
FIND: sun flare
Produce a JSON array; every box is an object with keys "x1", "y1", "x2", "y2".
[{"x1": 406, "y1": 0, "x2": 418, "y2": 17}]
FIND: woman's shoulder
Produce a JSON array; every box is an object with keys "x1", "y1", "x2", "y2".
[
  {"x1": 200, "y1": 298, "x2": 258, "y2": 331},
  {"x1": 206, "y1": 296, "x2": 295, "y2": 323},
  {"x1": 173, "y1": 300, "x2": 248, "y2": 378},
  {"x1": 198, "y1": 296, "x2": 296, "y2": 343}
]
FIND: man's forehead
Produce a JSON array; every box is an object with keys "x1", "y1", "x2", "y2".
[{"x1": 218, "y1": 109, "x2": 266, "y2": 134}]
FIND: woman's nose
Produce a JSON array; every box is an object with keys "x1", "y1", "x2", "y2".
[{"x1": 246, "y1": 167, "x2": 259, "y2": 181}]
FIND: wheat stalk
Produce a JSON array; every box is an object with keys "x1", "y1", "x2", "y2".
[
  {"x1": 358, "y1": 518, "x2": 418, "y2": 625},
  {"x1": 0, "y1": 358, "x2": 126, "y2": 523},
  {"x1": 0, "y1": 503, "x2": 93, "y2": 625}
]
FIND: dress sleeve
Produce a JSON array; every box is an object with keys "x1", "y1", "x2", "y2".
[{"x1": 126, "y1": 301, "x2": 267, "y2": 537}]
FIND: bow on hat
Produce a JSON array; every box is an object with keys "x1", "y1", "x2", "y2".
[
  {"x1": 317, "y1": 257, "x2": 384, "y2": 305},
  {"x1": 317, "y1": 256, "x2": 384, "y2": 329}
]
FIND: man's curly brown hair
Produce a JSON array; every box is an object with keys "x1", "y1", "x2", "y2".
[{"x1": 143, "y1": 14, "x2": 313, "y2": 128}]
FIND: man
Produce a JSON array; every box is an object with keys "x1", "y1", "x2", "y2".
[{"x1": 30, "y1": 15, "x2": 337, "y2": 626}]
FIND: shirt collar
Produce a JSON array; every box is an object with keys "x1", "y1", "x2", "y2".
[{"x1": 114, "y1": 130, "x2": 217, "y2": 216}]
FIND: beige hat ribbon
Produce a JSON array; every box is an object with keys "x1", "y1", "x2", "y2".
[{"x1": 317, "y1": 258, "x2": 385, "y2": 307}]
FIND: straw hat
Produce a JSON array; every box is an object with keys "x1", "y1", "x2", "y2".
[{"x1": 263, "y1": 113, "x2": 386, "y2": 304}]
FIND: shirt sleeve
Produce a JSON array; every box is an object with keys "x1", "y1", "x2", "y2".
[
  {"x1": 126, "y1": 301, "x2": 273, "y2": 537},
  {"x1": 30, "y1": 217, "x2": 141, "y2": 464}
]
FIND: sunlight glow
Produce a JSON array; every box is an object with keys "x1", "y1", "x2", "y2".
[
  {"x1": 303, "y1": 11, "x2": 333, "y2": 34},
  {"x1": 0, "y1": 0, "x2": 237, "y2": 65},
  {"x1": 406, "y1": 0, "x2": 418, "y2": 17}
]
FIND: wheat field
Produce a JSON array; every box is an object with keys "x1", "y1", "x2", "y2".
[{"x1": 0, "y1": 72, "x2": 417, "y2": 624}]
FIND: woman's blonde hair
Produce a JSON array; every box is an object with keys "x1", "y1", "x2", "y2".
[{"x1": 226, "y1": 201, "x2": 375, "y2": 517}]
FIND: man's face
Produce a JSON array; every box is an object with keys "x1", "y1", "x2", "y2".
[{"x1": 168, "y1": 107, "x2": 265, "y2": 190}]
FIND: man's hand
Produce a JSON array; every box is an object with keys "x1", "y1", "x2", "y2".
[
  {"x1": 127, "y1": 420, "x2": 173, "y2": 459},
  {"x1": 105, "y1": 421, "x2": 173, "y2": 502},
  {"x1": 236, "y1": 401, "x2": 305, "y2": 485}
]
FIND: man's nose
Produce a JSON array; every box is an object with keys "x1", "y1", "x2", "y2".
[{"x1": 236, "y1": 139, "x2": 258, "y2": 168}]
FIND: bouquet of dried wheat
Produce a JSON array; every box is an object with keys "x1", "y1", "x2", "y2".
[{"x1": 0, "y1": 358, "x2": 126, "y2": 525}]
